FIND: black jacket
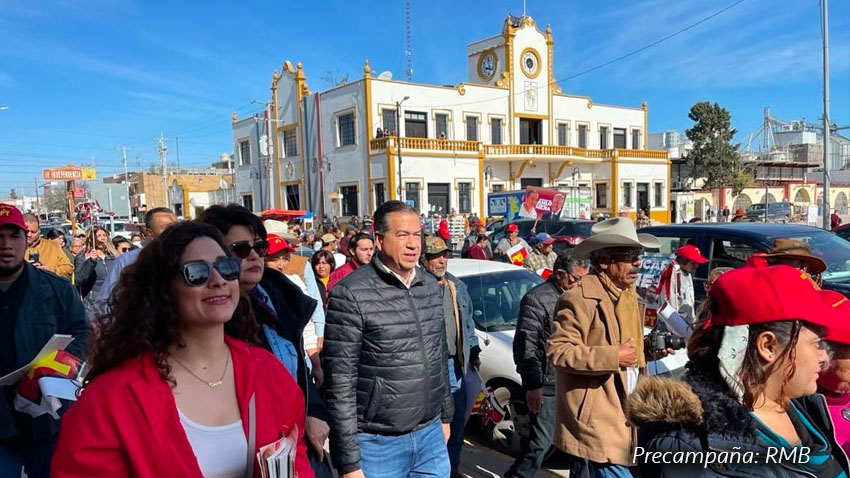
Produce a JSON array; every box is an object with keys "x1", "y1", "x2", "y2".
[
  {"x1": 1, "y1": 264, "x2": 89, "y2": 443},
  {"x1": 255, "y1": 268, "x2": 328, "y2": 422},
  {"x1": 323, "y1": 257, "x2": 454, "y2": 475},
  {"x1": 513, "y1": 278, "x2": 562, "y2": 394},
  {"x1": 625, "y1": 368, "x2": 850, "y2": 478}
]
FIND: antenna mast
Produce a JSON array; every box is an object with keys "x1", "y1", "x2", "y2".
[{"x1": 405, "y1": 0, "x2": 412, "y2": 81}]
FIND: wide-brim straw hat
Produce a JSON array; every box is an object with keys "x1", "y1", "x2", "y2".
[
  {"x1": 572, "y1": 217, "x2": 660, "y2": 260},
  {"x1": 764, "y1": 238, "x2": 827, "y2": 275}
]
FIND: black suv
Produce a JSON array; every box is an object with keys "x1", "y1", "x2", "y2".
[
  {"x1": 639, "y1": 223, "x2": 850, "y2": 299},
  {"x1": 490, "y1": 219, "x2": 594, "y2": 255}
]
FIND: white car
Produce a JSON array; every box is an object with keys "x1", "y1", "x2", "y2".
[{"x1": 447, "y1": 259, "x2": 688, "y2": 457}]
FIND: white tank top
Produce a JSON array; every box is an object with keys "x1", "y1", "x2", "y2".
[{"x1": 178, "y1": 408, "x2": 248, "y2": 478}]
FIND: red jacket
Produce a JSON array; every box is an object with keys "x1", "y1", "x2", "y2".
[
  {"x1": 468, "y1": 244, "x2": 489, "y2": 260},
  {"x1": 327, "y1": 257, "x2": 359, "y2": 291},
  {"x1": 52, "y1": 337, "x2": 313, "y2": 478}
]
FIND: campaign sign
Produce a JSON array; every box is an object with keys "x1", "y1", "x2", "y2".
[
  {"x1": 517, "y1": 186, "x2": 568, "y2": 221},
  {"x1": 637, "y1": 252, "x2": 674, "y2": 327}
]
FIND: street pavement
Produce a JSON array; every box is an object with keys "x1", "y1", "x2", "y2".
[{"x1": 458, "y1": 437, "x2": 570, "y2": 478}]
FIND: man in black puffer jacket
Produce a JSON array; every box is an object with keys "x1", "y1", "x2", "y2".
[
  {"x1": 506, "y1": 252, "x2": 589, "y2": 478},
  {"x1": 324, "y1": 201, "x2": 454, "y2": 478}
]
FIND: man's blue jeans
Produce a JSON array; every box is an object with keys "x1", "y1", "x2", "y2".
[
  {"x1": 358, "y1": 419, "x2": 450, "y2": 478},
  {"x1": 504, "y1": 394, "x2": 556, "y2": 478},
  {"x1": 0, "y1": 436, "x2": 56, "y2": 478},
  {"x1": 568, "y1": 455, "x2": 634, "y2": 478}
]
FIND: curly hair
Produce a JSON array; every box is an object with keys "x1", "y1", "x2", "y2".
[{"x1": 85, "y1": 221, "x2": 258, "y2": 388}]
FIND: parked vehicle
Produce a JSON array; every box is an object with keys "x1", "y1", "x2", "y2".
[
  {"x1": 746, "y1": 202, "x2": 792, "y2": 222},
  {"x1": 639, "y1": 223, "x2": 850, "y2": 299},
  {"x1": 489, "y1": 219, "x2": 593, "y2": 255},
  {"x1": 835, "y1": 223, "x2": 850, "y2": 242},
  {"x1": 448, "y1": 259, "x2": 687, "y2": 456}
]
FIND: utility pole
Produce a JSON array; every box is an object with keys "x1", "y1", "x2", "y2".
[
  {"x1": 33, "y1": 178, "x2": 41, "y2": 220},
  {"x1": 175, "y1": 136, "x2": 181, "y2": 175},
  {"x1": 158, "y1": 133, "x2": 169, "y2": 209},
  {"x1": 822, "y1": 0, "x2": 831, "y2": 230},
  {"x1": 120, "y1": 146, "x2": 132, "y2": 221}
]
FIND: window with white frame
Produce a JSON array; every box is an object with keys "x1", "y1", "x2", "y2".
[
  {"x1": 595, "y1": 183, "x2": 607, "y2": 208},
  {"x1": 558, "y1": 123, "x2": 568, "y2": 146},
  {"x1": 238, "y1": 140, "x2": 251, "y2": 165},
  {"x1": 242, "y1": 194, "x2": 254, "y2": 211},
  {"x1": 466, "y1": 116, "x2": 478, "y2": 141},
  {"x1": 600, "y1": 126, "x2": 609, "y2": 149},
  {"x1": 578, "y1": 124, "x2": 588, "y2": 148},
  {"x1": 491, "y1": 118, "x2": 502, "y2": 145},
  {"x1": 283, "y1": 129, "x2": 297, "y2": 157},
  {"x1": 491, "y1": 183, "x2": 505, "y2": 193},
  {"x1": 458, "y1": 182, "x2": 472, "y2": 213},
  {"x1": 613, "y1": 128, "x2": 626, "y2": 149},
  {"x1": 623, "y1": 181, "x2": 633, "y2": 207},
  {"x1": 632, "y1": 129, "x2": 641, "y2": 149},
  {"x1": 405, "y1": 182, "x2": 420, "y2": 211},
  {"x1": 338, "y1": 112, "x2": 356, "y2": 146},
  {"x1": 382, "y1": 108, "x2": 397, "y2": 135},
  {"x1": 435, "y1": 113, "x2": 448, "y2": 138},
  {"x1": 654, "y1": 181, "x2": 664, "y2": 207}
]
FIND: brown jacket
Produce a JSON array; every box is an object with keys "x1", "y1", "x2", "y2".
[
  {"x1": 546, "y1": 273, "x2": 643, "y2": 466},
  {"x1": 26, "y1": 237, "x2": 73, "y2": 280}
]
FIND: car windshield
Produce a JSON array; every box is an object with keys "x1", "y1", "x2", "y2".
[
  {"x1": 460, "y1": 270, "x2": 544, "y2": 331},
  {"x1": 748, "y1": 204, "x2": 765, "y2": 211},
  {"x1": 546, "y1": 221, "x2": 593, "y2": 237},
  {"x1": 774, "y1": 230, "x2": 850, "y2": 281}
]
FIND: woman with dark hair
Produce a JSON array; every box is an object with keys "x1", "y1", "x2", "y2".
[
  {"x1": 74, "y1": 225, "x2": 117, "y2": 317},
  {"x1": 198, "y1": 204, "x2": 333, "y2": 476},
  {"x1": 46, "y1": 228, "x2": 74, "y2": 263},
  {"x1": 51, "y1": 221, "x2": 312, "y2": 477},
  {"x1": 311, "y1": 250, "x2": 335, "y2": 311},
  {"x1": 626, "y1": 265, "x2": 850, "y2": 478}
]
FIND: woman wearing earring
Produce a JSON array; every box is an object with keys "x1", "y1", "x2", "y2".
[
  {"x1": 74, "y1": 225, "x2": 117, "y2": 317},
  {"x1": 51, "y1": 221, "x2": 312, "y2": 477},
  {"x1": 626, "y1": 265, "x2": 850, "y2": 478}
]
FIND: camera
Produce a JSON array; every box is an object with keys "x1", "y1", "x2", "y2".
[
  {"x1": 648, "y1": 330, "x2": 686, "y2": 352},
  {"x1": 28, "y1": 252, "x2": 39, "y2": 263}
]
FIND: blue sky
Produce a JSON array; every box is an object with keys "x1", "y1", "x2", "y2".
[{"x1": 1, "y1": 0, "x2": 848, "y2": 199}]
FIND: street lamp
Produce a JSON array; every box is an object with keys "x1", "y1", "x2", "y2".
[{"x1": 395, "y1": 96, "x2": 410, "y2": 198}]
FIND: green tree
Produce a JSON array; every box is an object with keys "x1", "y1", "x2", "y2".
[{"x1": 684, "y1": 102, "x2": 749, "y2": 193}]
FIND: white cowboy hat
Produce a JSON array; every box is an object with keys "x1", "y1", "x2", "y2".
[
  {"x1": 263, "y1": 219, "x2": 297, "y2": 242},
  {"x1": 572, "y1": 217, "x2": 660, "y2": 260}
]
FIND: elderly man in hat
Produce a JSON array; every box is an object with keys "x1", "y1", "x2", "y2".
[
  {"x1": 764, "y1": 238, "x2": 827, "y2": 287},
  {"x1": 547, "y1": 218, "x2": 663, "y2": 478},
  {"x1": 420, "y1": 236, "x2": 480, "y2": 478}
]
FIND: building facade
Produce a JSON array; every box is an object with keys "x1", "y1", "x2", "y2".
[{"x1": 247, "y1": 14, "x2": 671, "y2": 222}]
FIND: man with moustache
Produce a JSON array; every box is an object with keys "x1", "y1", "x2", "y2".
[
  {"x1": 547, "y1": 218, "x2": 663, "y2": 478},
  {"x1": 0, "y1": 205, "x2": 89, "y2": 478},
  {"x1": 542, "y1": 193, "x2": 566, "y2": 221}
]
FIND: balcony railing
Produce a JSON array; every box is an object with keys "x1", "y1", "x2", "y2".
[{"x1": 368, "y1": 136, "x2": 668, "y2": 160}]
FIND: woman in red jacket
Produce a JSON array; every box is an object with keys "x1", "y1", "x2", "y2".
[{"x1": 51, "y1": 221, "x2": 313, "y2": 478}]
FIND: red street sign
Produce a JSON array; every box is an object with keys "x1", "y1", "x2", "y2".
[
  {"x1": 73, "y1": 188, "x2": 85, "y2": 198},
  {"x1": 109, "y1": 211, "x2": 115, "y2": 217}
]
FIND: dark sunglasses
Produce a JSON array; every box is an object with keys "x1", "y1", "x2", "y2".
[
  {"x1": 608, "y1": 249, "x2": 645, "y2": 263},
  {"x1": 181, "y1": 258, "x2": 242, "y2": 287},
  {"x1": 230, "y1": 239, "x2": 269, "y2": 259},
  {"x1": 118, "y1": 246, "x2": 131, "y2": 253}
]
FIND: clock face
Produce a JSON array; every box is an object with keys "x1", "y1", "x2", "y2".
[
  {"x1": 478, "y1": 51, "x2": 497, "y2": 81},
  {"x1": 520, "y1": 48, "x2": 541, "y2": 79}
]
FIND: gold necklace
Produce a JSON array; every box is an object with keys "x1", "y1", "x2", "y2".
[{"x1": 172, "y1": 352, "x2": 230, "y2": 388}]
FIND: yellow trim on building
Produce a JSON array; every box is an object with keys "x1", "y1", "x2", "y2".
[
  {"x1": 364, "y1": 60, "x2": 374, "y2": 212},
  {"x1": 271, "y1": 70, "x2": 282, "y2": 208},
  {"x1": 611, "y1": 151, "x2": 619, "y2": 215},
  {"x1": 294, "y1": 63, "x2": 309, "y2": 210},
  {"x1": 642, "y1": 100, "x2": 648, "y2": 150},
  {"x1": 514, "y1": 112, "x2": 548, "y2": 120}
]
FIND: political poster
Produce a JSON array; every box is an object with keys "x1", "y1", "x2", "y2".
[
  {"x1": 636, "y1": 252, "x2": 674, "y2": 327},
  {"x1": 517, "y1": 186, "x2": 569, "y2": 220}
]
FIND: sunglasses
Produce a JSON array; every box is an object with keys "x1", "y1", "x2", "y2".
[
  {"x1": 181, "y1": 258, "x2": 242, "y2": 287},
  {"x1": 230, "y1": 239, "x2": 269, "y2": 259},
  {"x1": 118, "y1": 246, "x2": 131, "y2": 253},
  {"x1": 608, "y1": 249, "x2": 645, "y2": 263}
]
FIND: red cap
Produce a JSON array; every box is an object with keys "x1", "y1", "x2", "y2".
[
  {"x1": 267, "y1": 234, "x2": 295, "y2": 255},
  {"x1": 819, "y1": 290, "x2": 850, "y2": 344},
  {"x1": 0, "y1": 204, "x2": 26, "y2": 231},
  {"x1": 676, "y1": 244, "x2": 708, "y2": 264},
  {"x1": 745, "y1": 251, "x2": 769, "y2": 268},
  {"x1": 506, "y1": 223, "x2": 518, "y2": 233},
  {"x1": 707, "y1": 265, "x2": 843, "y2": 330}
]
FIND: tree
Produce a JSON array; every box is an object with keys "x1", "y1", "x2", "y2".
[
  {"x1": 9, "y1": 188, "x2": 17, "y2": 199},
  {"x1": 683, "y1": 102, "x2": 748, "y2": 193},
  {"x1": 321, "y1": 69, "x2": 349, "y2": 88}
]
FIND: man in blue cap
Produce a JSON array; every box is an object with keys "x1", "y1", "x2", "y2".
[{"x1": 524, "y1": 232, "x2": 557, "y2": 275}]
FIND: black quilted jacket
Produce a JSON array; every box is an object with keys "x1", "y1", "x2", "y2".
[
  {"x1": 322, "y1": 257, "x2": 454, "y2": 475},
  {"x1": 513, "y1": 278, "x2": 562, "y2": 394}
]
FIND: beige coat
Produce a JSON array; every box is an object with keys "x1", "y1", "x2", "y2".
[
  {"x1": 26, "y1": 237, "x2": 73, "y2": 280},
  {"x1": 546, "y1": 273, "x2": 643, "y2": 466}
]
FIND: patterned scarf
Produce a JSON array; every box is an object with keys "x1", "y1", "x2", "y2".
[{"x1": 597, "y1": 271, "x2": 645, "y2": 368}]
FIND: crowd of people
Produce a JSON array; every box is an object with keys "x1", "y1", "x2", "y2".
[{"x1": 3, "y1": 198, "x2": 850, "y2": 478}]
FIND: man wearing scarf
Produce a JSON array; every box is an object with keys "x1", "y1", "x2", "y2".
[{"x1": 547, "y1": 218, "x2": 660, "y2": 478}]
